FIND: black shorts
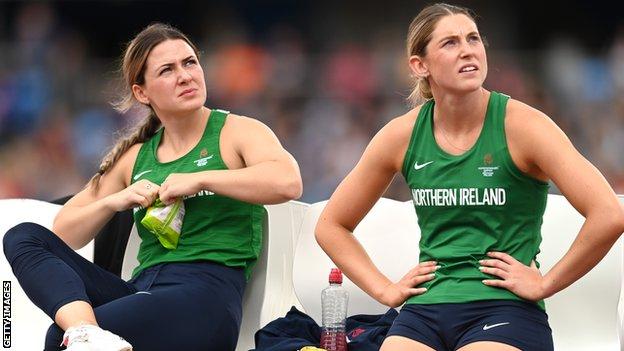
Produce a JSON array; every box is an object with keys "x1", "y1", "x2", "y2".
[{"x1": 386, "y1": 300, "x2": 553, "y2": 351}]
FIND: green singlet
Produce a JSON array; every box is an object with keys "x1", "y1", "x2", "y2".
[
  {"x1": 401, "y1": 92, "x2": 549, "y2": 309},
  {"x1": 130, "y1": 109, "x2": 266, "y2": 280}
]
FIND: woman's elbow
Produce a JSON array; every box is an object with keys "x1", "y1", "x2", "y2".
[
  {"x1": 51, "y1": 224, "x2": 81, "y2": 250},
  {"x1": 280, "y1": 175, "x2": 303, "y2": 201},
  {"x1": 51, "y1": 218, "x2": 66, "y2": 244},
  {"x1": 314, "y1": 221, "x2": 328, "y2": 247},
  {"x1": 315, "y1": 217, "x2": 338, "y2": 250},
  {"x1": 596, "y1": 202, "x2": 624, "y2": 241},
  {"x1": 611, "y1": 203, "x2": 624, "y2": 237}
]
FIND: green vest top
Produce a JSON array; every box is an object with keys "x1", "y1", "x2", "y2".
[
  {"x1": 131, "y1": 109, "x2": 266, "y2": 280},
  {"x1": 401, "y1": 92, "x2": 549, "y2": 308}
]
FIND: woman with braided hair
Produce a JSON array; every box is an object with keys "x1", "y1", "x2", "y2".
[{"x1": 3, "y1": 23, "x2": 302, "y2": 351}]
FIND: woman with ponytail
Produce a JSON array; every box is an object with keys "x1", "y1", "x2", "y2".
[
  {"x1": 315, "y1": 3, "x2": 624, "y2": 351},
  {"x1": 3, "y1": 23, "x2": 302, "y2": 351}
]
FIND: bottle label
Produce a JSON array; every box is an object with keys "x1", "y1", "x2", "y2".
[{"x1": 320, "y1": 329, "x2": 347, "y2": 351}]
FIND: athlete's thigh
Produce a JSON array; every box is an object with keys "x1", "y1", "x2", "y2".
[
  {"x1": 93, "y1": 286, "x2": 240, "y2": 351},
  {"x1": 5, "y1": 223, "x2": 135, "y2": 310},
  {"x1": 381, "y1": 336, "x2": 436, "y2": 351},
  {"x1": 454, "y1": 300, "x2": 553, "y2": 351},
  {"x1": 457, "y1": 341, "x2": 520, "y2": 351}
]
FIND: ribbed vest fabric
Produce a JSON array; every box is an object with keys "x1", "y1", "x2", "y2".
[
  {"x1": 401, "y1": 92, "x2": 549, "y2": 308},
  {"x1": 131, "y1": 109, "x2": 265, "y2": 280}
]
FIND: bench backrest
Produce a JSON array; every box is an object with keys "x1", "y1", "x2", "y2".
[
  {"x1": 291, "y1": 194, "x2": 623, "y2": 350},
  {"x1": 1, "y1": 196, "x2": 623, "y2": 350},
  {"x1": 0, "y1": 199, "x2": 93, "y2": 350}
]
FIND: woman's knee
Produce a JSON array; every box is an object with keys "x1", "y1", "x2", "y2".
[{"x1": 3, "y1": 222, "x2": 53, "y2": 259}]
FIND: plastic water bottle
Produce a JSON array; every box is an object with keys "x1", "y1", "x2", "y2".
[{"x1": 320, "y1": 268, "x2": 348, "y2": 351}]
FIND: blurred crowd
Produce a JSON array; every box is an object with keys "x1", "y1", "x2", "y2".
[{"x1": 0, "y1": 3, "x2": 623, "y2": 203}]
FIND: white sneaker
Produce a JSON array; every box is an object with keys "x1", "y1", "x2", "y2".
[{"x1": 61, "y1": 325, "x2": 132, "y2": 351}]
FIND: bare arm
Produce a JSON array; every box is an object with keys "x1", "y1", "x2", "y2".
[
  {"x1": 315, "y1": 111, "x2": 437, "y2": 307},
  {"x1": 52, "y1": 144, "x2": 160, "y2": 249},
  {"x1": 159, "y1": 115, "x2": 302, "y2": 205},
  {"x1": 481, "y1": 100, "x2": 624, "y2": 300}
]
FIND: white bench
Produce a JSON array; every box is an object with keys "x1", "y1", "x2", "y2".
[
  {"x1": 0, "y1": 198, "x2": 307, "y2": 351},
  {"x1": 0, "y1": 199, "x2": 93, "y2": 350},
  {"x1": 1, "y1": 195, "x2": 623, "y2": 350},
  {"x1": 289, "y1": 195, "x2": 624, "y2": 350}
]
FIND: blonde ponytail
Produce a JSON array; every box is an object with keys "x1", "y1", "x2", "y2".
[{"x1": 407, "y1": 78, "x2": 433, "y2": 106}]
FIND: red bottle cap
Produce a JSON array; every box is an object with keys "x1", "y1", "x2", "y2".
[{"x1": 329, "y1": 268, "x2": 343, "y2": 284}]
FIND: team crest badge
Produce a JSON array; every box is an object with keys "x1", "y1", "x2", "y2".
[
  {"x1": 478, "y1": 153, "x2": 499, "y2": 177},
  {"x1": 484, "y1": 153, "x2": 493, "y2": 165},
  {"x1": 194, "y1": 148, "x2": 213, "y2": 167}
]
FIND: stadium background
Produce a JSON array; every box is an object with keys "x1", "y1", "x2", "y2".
[{"x1": 0, "y1": 1, "x2": 623, "y2": 203}]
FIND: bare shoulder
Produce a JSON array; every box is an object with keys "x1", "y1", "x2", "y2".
[
  {"x1": 505, "y1": 98, "x2": 561, "y2": 138},
  {"x1": 504, "y1": 98, "x2": 571, "y2": 178},
  {"x1": 122, "y1": 142, "x2": 144, "y2": 161},
  {"x1": 120, "y1": 142, "x2": 144, "y2": 169},
  {"x1": 222, "y1": 113, "x2": 276, "y2": 144},
  {"x1": 376, "y1": 105, "x2": 422, "y2": 145},
  {"x1": 224, "y1": 112, "x2": 252, "y2": 123},
  {"x1": 107, "y1": 142, "x2": 144, "y2": 188},
  {"x1": 69, "y1": 142, "x2": 144, "y2": 205},
  {"x1": 364, "y1": 105, "x2": 422, "y2": 171},
  {"x1": 224, "y1": 113, "x2": 270, "y2": 131},
  {"x1": 223, "y1": 113, "x2": 279, "y2": 147}
]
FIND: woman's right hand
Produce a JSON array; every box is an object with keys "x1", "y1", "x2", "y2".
[
  {"x1": 378, "y1": 261, "x2": 438, "y2": 308},
  {"x1": 104, "y1": 179, "x2": 160, "y2": 211}
]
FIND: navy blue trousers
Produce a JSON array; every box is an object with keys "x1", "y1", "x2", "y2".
[{"x1": 3, "y1": 222, "x2": 246, "y2": 351}]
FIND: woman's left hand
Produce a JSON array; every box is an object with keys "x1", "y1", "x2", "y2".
[
  {"x1": 480, "y1": 251, "x2": 546, "y2": 301},
  {"x1": 159, "y1": 173, "x2": 204, "y2": 205}
]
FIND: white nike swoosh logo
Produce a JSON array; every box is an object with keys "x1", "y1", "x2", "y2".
[
  {"x1": 133, "y1": 170, "x2": 153, "y2": 180},
  {"x1": 414, "y1": 161, "x2": 434, "y2": 170},
  {"x1": 483, "y1": 322, "x2": 510, "y2": 330}
]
